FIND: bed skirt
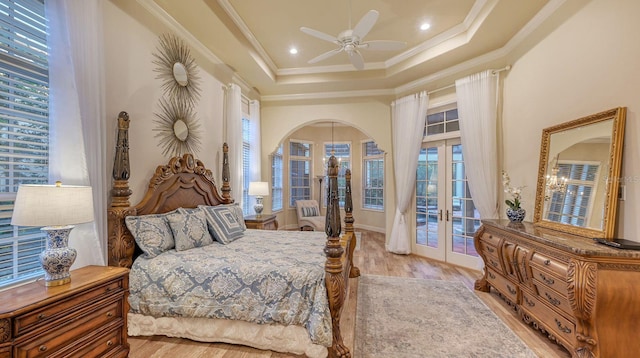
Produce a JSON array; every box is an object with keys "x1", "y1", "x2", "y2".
[{"x1": 128, "y1": 313, "x2": 328, "y2": 358}]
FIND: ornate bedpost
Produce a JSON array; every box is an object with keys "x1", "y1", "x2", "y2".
[
  {"x1": 325, "y1": 155, "x2": 349, "y2": 358},
  {"x1": 221, "y1": 142, "x2": 231, "y2": 201},
  {"x1": 343, "y1": 169, "x2": 360, "y2": 278},
  {"x1": 108, "y1": 112, "x2": 136, "y2": 268}
]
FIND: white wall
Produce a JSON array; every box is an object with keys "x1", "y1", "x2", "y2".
[
  {"x1": 104, "y1": 1, "x2": 226, "y2": 205},
  {"x1": 502, "y1": 0, "x2": 640, "y2": 239}
]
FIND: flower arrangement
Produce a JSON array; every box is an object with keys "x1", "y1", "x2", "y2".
[{"x1": 502, "y1": 171, "x2": 524, "y2": 210}]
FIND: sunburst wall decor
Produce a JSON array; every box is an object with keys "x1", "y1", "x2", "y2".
[
  {"x1": 153, "y1": 97, "x2": 202, "y2": 157},
  {"x1": 152, "y1": 33, "x2": 201, "y2": 106}
]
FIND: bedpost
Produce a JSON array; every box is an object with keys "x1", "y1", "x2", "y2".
[
  {"x1": 221, "y1": 142, "x2": 231, "y2": 201},
  {"x1": 343, "y1": 169, "x2": 360, "y2": 278},
  {"x1": 324, "y1": 155, "x2": 350, "y2": 358},
  {"x1": 107, "y1": 111, "x2": 137, "y2": 268}
]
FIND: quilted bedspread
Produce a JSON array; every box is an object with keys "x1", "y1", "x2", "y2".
[{"x1": 129, "y1": 229, "x2": 332, "y2": 346}]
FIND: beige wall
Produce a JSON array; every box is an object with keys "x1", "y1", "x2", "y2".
[
  {"x1": 502, "y1": 0, "x2": 640, "y2": 238},
  {"x1": 104, "y1": 1, "x2": 226, "y2": 205}
]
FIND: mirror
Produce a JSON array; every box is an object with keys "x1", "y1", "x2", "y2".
[
  {"x1": 173, "y1": 119, "x2": 188, "y2": 141},
  {"x1": 533, "y1": 107, "x2": 626, "y2": 239},
  {"x1": 172, "y1": 62, "x2": 188, "y2": 86}
]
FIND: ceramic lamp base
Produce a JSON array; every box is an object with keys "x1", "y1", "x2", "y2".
[
  {"x1": 253, "y1": 196, "x2": 264, "y2": 217},
  {"x1": 40, "y1": 226, "x2": 77, "y2": 286}
]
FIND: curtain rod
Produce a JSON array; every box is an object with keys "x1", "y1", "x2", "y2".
[{"x1": 427, "y1": 65, "x2": 512, "y2": 95}]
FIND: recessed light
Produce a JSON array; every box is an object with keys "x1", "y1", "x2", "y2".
[
  {"x1": 289, "y1": 47, "x2": 298, "y2": 55},
  {"x1": 420, "y1": 23, "x2": 431, "y2": 31}
]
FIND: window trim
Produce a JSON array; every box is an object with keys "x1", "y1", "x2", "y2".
[
  {"x1": 323, "y1": 141, "x2": 351, "y2": 208},
  {"x1": 270, "y1": 144, "x2": 284, "y2": 212},
  {"x1": 288, "y1": 139, "x2": 313, "y2": 208},
  {"x1": 362, "y1": 139, "x2": 384, "y2": 211}
]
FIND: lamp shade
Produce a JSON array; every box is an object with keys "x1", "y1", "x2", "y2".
[
  {"x1": 248, "y1": 181, "x2": 269, "y2": 196},
  {"x1": 11, "y1": 184, "x2": 94, "y2": 227}
]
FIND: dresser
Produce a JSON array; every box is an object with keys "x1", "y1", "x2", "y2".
[
  {"x1": 475, "y1": 220, "x2": 640, "y2": 357},
  {"x1": 244, "y1": 214, "x2": 278, "y2": 230},
  {"x1": 0, "y1": 265, "x2": 130, "y2": 358}
]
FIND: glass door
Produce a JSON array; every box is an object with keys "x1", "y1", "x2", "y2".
[{"x1": 414, "y1": 139, "x2": 481, "y2": 269}]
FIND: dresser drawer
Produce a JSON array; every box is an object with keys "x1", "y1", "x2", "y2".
[
  {"x1": 530, "y1": 265, "x2": 568, "y2": 296},
  {"x1": 54, "y1": 326, "x2": 124, "y2": 358},
  {"x1": 530, "y1": 253, "x2": 568, "y2": 277},
  {"x1": 15, "y1": 278, "x2": 124, "y2": 336},
  {"x1": 15, "y1": 298, "x2": 122, "y2": 358},
  {"x1": 486, "y1": 268, "x2": 518, "y2": 302},
  {"x1": 520, "y1": 291, "x2": 576, "y2": 347},
  {"x1": 480, "y1": 232, "x2": 502, "y2": 248},
  {"x1": 534, "y1": 283, "x2": 573, "y2": 317}
]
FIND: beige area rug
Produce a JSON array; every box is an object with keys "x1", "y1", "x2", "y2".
[{"x1": 355, "y1": 275, "x2": 536, "y2": 358}]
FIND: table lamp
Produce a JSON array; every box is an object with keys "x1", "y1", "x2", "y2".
[
  {"x1": 11, "y1": 182, "x2": 94, "y2": 286},
  {"x1": 248, "y1": 181, "x2": 269, "y2": 217}
]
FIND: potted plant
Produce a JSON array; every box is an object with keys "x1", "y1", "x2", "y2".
[{"x1": 502, "y1": 171, "x2": 526, "y2": 222}]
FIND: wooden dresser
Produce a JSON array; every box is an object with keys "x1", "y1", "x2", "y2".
[
  {"x1": 244, "y1": 214, "x2": 278, "y2": 230},
  {"x1": 0, "y1": 265, "x2": 130, "y2": 358},
  {"x1": 475, "y1": 220, "x2": 640, "y2": 357}
]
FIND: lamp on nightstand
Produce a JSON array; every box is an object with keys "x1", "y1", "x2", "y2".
[
  {"x1": 248, "y1": 181, "x2": 269, "y2": 217},
  {"x1": 11, "y1": 182, "x2": 94, "y2": 286}
]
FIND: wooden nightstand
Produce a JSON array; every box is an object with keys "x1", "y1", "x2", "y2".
[
  {"x1": 0, "y1": 265, "x2": 130, "y2": 358},
  {"x1": 244, "y1": 214, "x2": 278, "y2": 230}
]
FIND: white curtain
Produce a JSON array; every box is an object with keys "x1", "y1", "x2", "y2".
[
  {"x1": 46, "y1": 0, "x2": 106, "y2": 267},
  {"x1": 225, "y1": 83, "x2": 243, "y2": 206},
  {"x1": 455, "y1": 70, "x2": 499, "y2": 219},
  {"x1": 387, "y1": 91, "x2": 429, "y2": 254},
  {"x1": 247, "y1": 99, "x2": 262, "y2": 210}
]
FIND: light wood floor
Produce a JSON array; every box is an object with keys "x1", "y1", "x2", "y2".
[{"x1": 129, "y1": 230, "x2": 571, "y2": 357}]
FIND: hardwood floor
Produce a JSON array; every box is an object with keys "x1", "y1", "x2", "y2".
[{"x1": 129, "y1": 230, "x2": 571, "y2": 357}]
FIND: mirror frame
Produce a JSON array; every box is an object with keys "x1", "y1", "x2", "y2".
[{"x1": 533, "y1": 107, "x2": 626, "y2": 239}]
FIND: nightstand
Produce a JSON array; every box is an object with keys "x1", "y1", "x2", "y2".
[
  {"x1": 0, "y1": 265, "x2": 130, "y2": 358},
  {"x1": 244, "y1": 214, "x2": 278, "y2": 230}
]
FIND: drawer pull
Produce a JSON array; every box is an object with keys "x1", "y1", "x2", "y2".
[
  {"x1": 105, "y1": 287, "x2": 112, "y2": 293},
  {"x1": 37, "y1": 313, "x2": 46, "y2": 320},
  {"x1": 543, "y1": 259, "x2": 551, "y2": 266},
  {"x1": 107, "y1": 340, "x2": 114, "y2": 346},
  {"x1": 545, "y1": 292, "x2": 561, "y2": 306},
  {"x1": 555, "y1": 318, "x2": 572, "y2": 334},
  {"x1": 524, "y1": 296, "x2": 535, "y2": 307},
  {"x1": 539, "y1": 273, "x2": 555, "y2": 285},
  {"x1": 488, "y1": 272, "x2": 496, "y2": 279},
  {"x1": 39, "y1": 345, "x2": 47, "y2": 352},
  {"x1": 506, "y1": 284, "x2": 517, "y2": 295},
  {"x1": 486, "y1": 246, "x2": 495, "y2": 253},
  {"x1": 490, "y1": 259, "x2": 499, "y2": 268},
  {"x1": 107, "y1": 312, "x2": 113, "y2": 317}
]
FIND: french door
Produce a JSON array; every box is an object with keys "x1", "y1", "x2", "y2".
[{"x1": 414, "y1": 139, "x2": 480, "y2": 269}]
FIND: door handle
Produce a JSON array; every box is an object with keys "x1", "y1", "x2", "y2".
[
  {"x1": 446, "y1": 209, "x2": 450, "y2": 221},
  {"x1": 439, "y1": 209, "x2": 442, "y2": 221}
]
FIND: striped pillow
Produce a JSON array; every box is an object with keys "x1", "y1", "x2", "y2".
[
  {"x1": 302, "y1": 206, "x2": 319, "y2": 217},
  {"x1": 199, "y1": 205, "x2": 245, "y2": 244}
]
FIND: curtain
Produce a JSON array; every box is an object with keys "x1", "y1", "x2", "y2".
[
  {"x1": 387, "y1": 91, "x2": 429, "y2": 254},
  {"x1": 455, "y1": 70, "x2": 499, "y2": 219},
  {"x1": 225, "y1": 83, "x2": 243, "y2": 207},
  {"x1": 46, "y1": 0, "x2": 106, "y2": 267},
  {"x1": 247, "y1": 99, "x2": 262, "y2": 209}
]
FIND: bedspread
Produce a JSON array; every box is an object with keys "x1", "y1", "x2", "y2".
[{"x1": 129, "y1": 229, "x2": 332, "y2": 346}]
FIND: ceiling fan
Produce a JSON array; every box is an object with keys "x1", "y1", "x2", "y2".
[{"x1": 300, "y1": 8, "x2": 406, "y2": 70}]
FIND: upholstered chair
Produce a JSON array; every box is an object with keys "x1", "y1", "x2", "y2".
[{"x1": 295, "y1": 200, "x2": 325, "y2": 231}]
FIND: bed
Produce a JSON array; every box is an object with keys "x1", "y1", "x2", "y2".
[{"x1": 106, "y1": 112, "x2": 359, "y2": 358}]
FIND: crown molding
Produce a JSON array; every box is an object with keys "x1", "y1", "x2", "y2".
[{"x1": 261, "y1": 88, "x2": 393, "y2": 102}]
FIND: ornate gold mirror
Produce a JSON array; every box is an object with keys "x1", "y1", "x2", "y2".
[{"x1": 533, "y1": 107, "x2": 626, "y2": 238}]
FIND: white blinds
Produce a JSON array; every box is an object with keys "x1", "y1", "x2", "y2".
[{"x1": 0, "y1": 0, "x2": 49, "y2": 286}]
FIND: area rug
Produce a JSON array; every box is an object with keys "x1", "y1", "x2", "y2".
[{"x1": 355, "y1": 275, "x2": 536, "y2": 358}]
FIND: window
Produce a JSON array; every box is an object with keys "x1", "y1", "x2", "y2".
[
  {"x1": 289, "y1": 140, "x2": 311, "y2": 206},
  {"x1": 424, "y1": 108, "x2": 459, "y2": 137},
  {"x1": 271, "y1": 144, "x2": 283, "y2": 211},
  {"x1": 546, "y1": 162, "x2": 600, "y2": 227},
  {"x1": 1, "y1": 0, "x2": 49, "y2": 287},
  {"x1": 363, "y1": 141, "x2": 384, "y2": 210},
  {"x1": 324, "y1": 142, "x2": 350, "y2": 207},
  {"x1": 241, "y1": 117, "x2": 250, "y2": 215}
]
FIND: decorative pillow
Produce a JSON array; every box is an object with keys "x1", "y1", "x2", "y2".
[
  {"x1": 166, "y1": 209, "x2": 214, "y2": 251},
  {"x1": 302, "y1": 206, "x2": 319, "y2": 217},
  {"x1": 125, "y1": 212, "x2": 175, "y2": 258},
  {"x1": 223, "y1": 203, "x2": 247, "y2": 231},
  {"x1": 199, "y1": 205, "x2": 245, "y2": 244}
]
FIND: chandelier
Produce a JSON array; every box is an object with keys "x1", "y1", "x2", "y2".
[{"x1": 546, "y1": 154, "x2": 568, "y2": 194}]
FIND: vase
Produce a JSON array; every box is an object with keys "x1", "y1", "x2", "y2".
[{"x1": 506, "y1": 207, "x2": 526, "y2": 223}]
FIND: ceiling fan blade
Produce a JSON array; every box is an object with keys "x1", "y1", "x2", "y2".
[
  {"x1": 348, "y1": 50, "x2": 364, "y2": 70},
  {"x1": 308, "y1": 48, "x2": 343, "y2": 64},
  {"x1": 361, "y1": 40, "x2": 406, "y2": 51},
  {"x1": 300, "y1": 27, "x2": 339, "y2": 44},
  {"x1": 352, "y1": 10, "x2": 379, "y2": 40}
]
